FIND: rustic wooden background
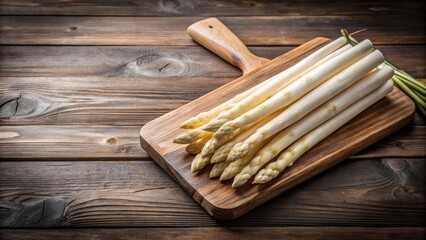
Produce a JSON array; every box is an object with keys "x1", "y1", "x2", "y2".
[{"x1": 0, "y1": 0, "x2": 425, "y2": 239}]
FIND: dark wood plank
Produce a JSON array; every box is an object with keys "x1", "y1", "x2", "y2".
[
  {"x1": 0, "y1": 0, "x2": 423, "y2": 234},
  {"x1": 0, "y1": 45, "x2": 424, "y2": 126},
  {"x1": 412, "y1": 110, "x2": 426, "y2": 125},
  {"x1": 0, "y1": 126, "x2": 147, "y2": 160},
  {"x1": 2, "y1": 75, "x2": 424, "y2": 127},
  {"x1": 0, "y1": 77, "x2": 230, "y2": 126},
  {"x1": 0, "y1": 125, "x2": 423, "y2": 160},
  {"x1": 0, "y1": 46, "x2": 242, "y2": 78},
  {"x1": 0, "y1": 41, "x2": 423, "y2": 159},
  {"x1": 1, "y1": 45, "x2": 424, "y2": 78},
  {"x1": 1, "y1": 0, "x2": 424, "y2": 16},
  {"x1": 352, "y1": 125, "x2": 425, "y2": 158},
  {"x1": 0, "y1": 159, "x2": 424, "y2": 227},
  {"x1": 1, "y1": 227, "x2": 425, "y2": 240},
  {"x1": 0, "y1": 16, "x2": 425, "y2": 45}
]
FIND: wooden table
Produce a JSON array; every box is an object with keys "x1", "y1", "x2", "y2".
[{"x1": 0, "y1": 1, "x2": 425, "y2": 239}]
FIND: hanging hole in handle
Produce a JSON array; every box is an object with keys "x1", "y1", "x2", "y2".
[{"x1": 209, "y1": 25, "x2": 213, "y2": 29}]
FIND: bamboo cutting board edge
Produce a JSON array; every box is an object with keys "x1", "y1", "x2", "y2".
[{"x1": 139, "y1": 37, "x2": 416, "y2": 220}]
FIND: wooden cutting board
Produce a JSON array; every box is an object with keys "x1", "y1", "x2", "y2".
[{"x1": 140, "y1": 18, "x2": 415, "y2": 220}]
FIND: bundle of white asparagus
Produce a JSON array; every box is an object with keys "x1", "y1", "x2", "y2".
[{"x1": 173, "y1": 37, "x2": 395, "y2": 187}]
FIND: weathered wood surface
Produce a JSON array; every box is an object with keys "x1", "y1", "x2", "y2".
[
  {"x1": 0, "y1": 76, "x2": 225, "y2": 125},
  {"x1": 0, "y1": 159, "x2": 424, "y2": 227},
  {"x1": 1, "y1": 0, "x2": 425, "y2": 16},
  {"x1": 1, "y1": 227, "x2": 425, "y2": 240},
  {"x1": 1, "y1": 126, "x2": 422, "y2": 162},
  {"x1": 0, "y1": 126, "x2": 146, "y2": 160},
  {"x1": 0, "y1": 0, "x2": 424, "y2": 235},
  {"x1": 1, "y1": 16, "x2": 425, "y2": 45},
  {"x1": 0, "y1": 125, "x2": 424, "y2": 160},
  {"x1": 1, "y1": 45, "x2": 425, "y2": 77},
  {"x1": 0, "y1": 46, "x2": 425, "y2": 126},
  {"x1": 0, "y1": 47, "x2": 424, "y2": 159}
]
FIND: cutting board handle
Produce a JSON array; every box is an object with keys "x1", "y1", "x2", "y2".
[{"x1": 187, "y1": 18, "x2": 269, "y2": 75}]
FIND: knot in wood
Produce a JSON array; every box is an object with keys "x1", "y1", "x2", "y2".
[
  {"x1": 0, "y1": 93, "x2": 49, "y2": 119},
  {"x1": 157, "y1": 0, "x2": 194, "y2": 13},
  {"x1": 112, "y1": 53, "x2": 199, "y2": 77}
]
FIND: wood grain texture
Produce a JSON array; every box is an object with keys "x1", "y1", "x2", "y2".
[
  {"x1": 140, "y1": 38, "x2": 416, "y2": 219},
  {"x1": 0, "y1": 125, "x2": 424, "y2": 160},
  {"x1": 0, "y1": 15, "x2": 425, "y2": 45},
  {"x1": 2, "y1": 76, "x2": 423, "y2": 127},
  {"x1": 1, "y1": 0, "x2": 424, "y2": 16},
  {"x1": 0, "y1": 46, "x2": 240, "y2": 78},
  {"x1": 352, "y1": 125, "x2": 425, "y2": 158},
  {"x1": 1, "y1": 0, "x2": 425, "y2": 234},
  {"x1": 0, "y1": 158, "x2": 424, "y2": 227},
  {"x1": 0, "y1": 45, "x2": 424, "y2": 126},
  {"x1": 1, "y1": 45, "x2": 424, "y2": 78},
  {"x1": 0, "y1": 126, "x2": 147, "y2": 160},
  {"x1": 1, "y1": 227, "x2": 425, "y2": 240},
  {"x1": 0, "y1": 77, "x2": 229, "y2": 126}
]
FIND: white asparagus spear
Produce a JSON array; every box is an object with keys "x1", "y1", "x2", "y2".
[
  {"x1": 201, "y1": 126, "x2": 247, "y2": 157},
  {"x1": 220, "y1": 137, "x2": 271, "y2": 181},
  {"x1": 192, "y1": 115, "x2": 279, "y2": 171},
  {"x1": 181, "y1": 86, "x2": 261, "y2": 129},
  {"x1": 181, "y1": 43, "x2": 352, "y2": 130},
  {"x1": 210, "y1": 161, "x2": 230, "y2": 178},
  {"x1": 200, "y1": 37, "x2": 348, "y2": 132},
  {"x1": 227, "y1": 50, "x2": 386, "y2": 161},
  {"x1": 215, "y1": 40, "x2": 374, "y2": 137},
  {"x1": 210, "y1": 119, "x2": 265, "y2": 163},
  {"x1": 318, "y1": 44, "x2": 352, "y2": 63},
  {"x1": 210, "y1": 141, "x2": 236, "y2": 163},
  {"x1": 230, "y1": 68, "x2": 394, "y2": 187},
  {"x1": 185, "y1": 133, "x2": 213, "y2": 154},
  {"x1": 192, "y1": 120, "x2": 255, "y2": 172},
  {"x1": 211, "y1": 140, "x2": 238, "y2": 163},
  {"x1": 188, "y1": 44, "x2": 352, "y2": 130},
  {"x1": 174, "y1": 127, "x2": 211, "y2": 144},
  {"x1": 208, "y1": 44, "x2": 353, "y2": 156},
  {"x1": 201, "y1": 109, "x2": 284, "y2": 157},
  {"x1": 210, "y1": 110, "x2": 283, "y2": 163},
  {"x1": 252, "y1": 80, "x2": 394, "y2": 184},
  {"x1": 191, "y1": 153, "x2": 212, "y2": 173}
]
